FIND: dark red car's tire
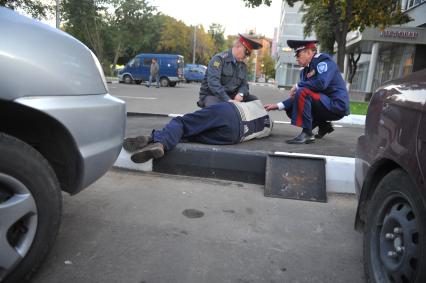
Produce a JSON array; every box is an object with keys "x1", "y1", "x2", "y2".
[{"x1": 364, "y1": 169, "x2": 426, "y2": 283}]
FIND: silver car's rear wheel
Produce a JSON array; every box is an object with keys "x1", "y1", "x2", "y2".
[
  {"x1": 0, "y1": 174, "x2": 38, "y2": 275},
  {"x1": 0, "y1": 133, "x2": 62, "y2": 283}
]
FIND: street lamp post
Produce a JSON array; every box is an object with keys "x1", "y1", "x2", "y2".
[
  {"x1": 253, "y1": 50, "x2": 258, "y2": 82},
  {"x1": 56, "y1": 0, "x2": 60, "y2": 29},
  {"x1": 192, "y1": 25, "x2": 196, "y2": 64}
]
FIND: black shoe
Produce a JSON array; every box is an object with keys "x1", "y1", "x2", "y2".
[
  {"x1": 286, "y1": 132, "x2": 315, "y2": 144},
  {"x1": 146, "y1": 85, "x2": 150, "y2": 88},
  {"x1": 131, "y1": 142, "x2": 164, "y2": 163},
  {"x1": 315, "y1": 122, "x2": 334, "y2": 139},
  {"x1": 123, "y1": 135, "x2": 152, "y2": 152}
]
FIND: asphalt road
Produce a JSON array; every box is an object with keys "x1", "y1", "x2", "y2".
[
  {"x1": 108, "y1": 82, "x2": 291, "y2": 122},
  {"x1": 110, "y1": 82, "x2": 364, "y2": 157},
  {"x1": 32, "y1": 170, "x2": 364, "y2": 283}
]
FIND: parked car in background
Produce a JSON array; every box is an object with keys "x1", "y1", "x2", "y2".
[
  {"x1": 354, "y1": 69, "x2": 426, "y2": 283},
  {"x1": 118, "y1": 53, "x2": 185, "y2": 87},
  {"x1": 184, "y1": 64, "x2": 206, "y2": 83},
  {"x1": 0, "y1": 7, "x2": 126, "y2": 282}
]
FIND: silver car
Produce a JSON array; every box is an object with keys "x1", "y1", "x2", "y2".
[{"x1": 0, "y1": 8, "x2": 126, "y2": 282}]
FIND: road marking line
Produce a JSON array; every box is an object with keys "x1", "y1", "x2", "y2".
[{"x1": 116, "y1": 96, "x2": 158, "y2": 100}]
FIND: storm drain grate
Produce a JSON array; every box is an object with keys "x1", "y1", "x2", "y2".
[{"x1": 264, "y1": 154, "x2": 327, "y2": 202}]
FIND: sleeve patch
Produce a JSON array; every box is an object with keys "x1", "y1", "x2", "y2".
[
  {"x1": 213, "y1": 60, "x2": 221, "y2": 68},
  {"x1": 317, "y1": 62, "x2": 328, "y2": 74}
]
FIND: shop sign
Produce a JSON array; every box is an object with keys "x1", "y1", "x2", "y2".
[{"x1": 380, "y1": 30, "x2": 419, "y2": 39}]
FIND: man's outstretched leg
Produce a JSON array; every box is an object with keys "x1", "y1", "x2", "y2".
[{"x1": 128, "y1": 103, "x2": 241, "y2": 163}]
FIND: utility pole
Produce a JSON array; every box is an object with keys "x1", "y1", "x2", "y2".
[
  {"x1": 253, "y1": 50, "x2": 258, "y2": 82},
  {"x1": 192, "y1": 25, "x2": 197, "y2": 64},
  {"x1": 56, "y1": 0, "x2": 60, "y2": 29}
]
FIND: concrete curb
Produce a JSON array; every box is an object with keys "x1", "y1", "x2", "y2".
[{"x1": 114, "y1": 146, "x2": 356, "y2": 195}]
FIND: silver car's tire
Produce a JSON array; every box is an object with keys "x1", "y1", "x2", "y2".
[{"x1": 0, "y1": 133, "x2": 62, "y2": 283}]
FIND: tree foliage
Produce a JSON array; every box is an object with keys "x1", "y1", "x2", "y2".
[
  {"x1": 61, "y1": 0, "x2": 108, "y2": 69},
  {"x1": 208, "y1": 23, "x2": 226, "y2": 53},
  {"x1": 242, "y1": 0, "x2": 411, "y2": 70},
  {"x1": 0, "y1": 0, "x2": 51, "y2": 19},
  {"x1": 262, "y1": 52, "x2": 276, "y2": 79}
]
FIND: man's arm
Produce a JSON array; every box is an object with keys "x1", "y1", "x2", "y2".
[{"x1": 207, "y1": 56, "x2": 232, "y2": 102}]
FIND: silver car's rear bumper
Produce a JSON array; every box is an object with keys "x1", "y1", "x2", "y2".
[{"x1": 15, "y1": 94, "x2": 126, "y2": 191}]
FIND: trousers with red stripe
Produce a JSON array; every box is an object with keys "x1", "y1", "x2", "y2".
[{"x1": 284, "y1": 87, "x2": 343, "y2": 130}]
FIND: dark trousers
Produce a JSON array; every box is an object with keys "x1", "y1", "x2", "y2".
[
  {"x1": 153, "y1": 102, "x2": 241, "y2": 151},
  {"x1": 284, "y1": 88, "x2": 343, "y2": 129}
]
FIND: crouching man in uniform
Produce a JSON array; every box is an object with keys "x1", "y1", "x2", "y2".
[
  {"x1": 264, "y1": 39, "x2": 349, "y2": 144},
  {"x1": 124, "y1": 100, "x2": 273, "y2": 163}
]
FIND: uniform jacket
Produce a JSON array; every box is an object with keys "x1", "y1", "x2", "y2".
[
  {"x1": 289, "y1": 53, "x2": 349, "y2": 116},
  {"x1": 199, "y1": 49, "x2": 249, "y2": 102}
]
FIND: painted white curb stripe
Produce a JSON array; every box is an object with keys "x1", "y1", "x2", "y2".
[
  {"x1": 116, "y1": 96, "x2": 158, "y2": 100},
  {"x1": 114, "y1": 149, "x2": 153, "y2": 172},
  {"x1": 114, "y1": 149, "x2": 356, "y2": 194},
  {"x1": 274, "y1": 152, "x2": 355, "y2": 194}
]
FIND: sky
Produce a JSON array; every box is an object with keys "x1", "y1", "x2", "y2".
[{"x1": 149, "y1": 0, "x2": 282, "y2": 38}]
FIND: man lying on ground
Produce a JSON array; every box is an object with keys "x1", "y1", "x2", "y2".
[{"x1": 123, "y1": 100, "x2": 273, "y2": 163}]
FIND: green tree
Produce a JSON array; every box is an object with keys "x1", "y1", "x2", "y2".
[
  {"x1": 156, "y1": 15, "x2": 192, "y2": 59},
  {"x1": 108, "y1": 0, "x2": 157, "y2": 71},
  {"x1": 262, "y1": 52, "x2": 275, "y2": 79},
  {"x1": 61, "y1": 0, "x2": 109, "y2": 70},
  {"x1": 242, "y1": 0, "x2": 411, "y2": 70},
  {"x1": 194, "y1": 25, "x2": 216, "y2": 65},
  {"x1": 208, "y1": 23, "x2": 226, "y2": 53},
  {"x1": 300, "y1": 2, "x2": 335, "y2": 54},
  {"x1": 0, "y1": 0, "x2": 52, "y2": 19}
]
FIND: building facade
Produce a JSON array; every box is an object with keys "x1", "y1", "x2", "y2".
[
  {"x1": 345, "y1": 0, "x2": 426, "y2": 92},
  {"x1": 275, "y1": 1, "x2": 316, "y2": 88}
]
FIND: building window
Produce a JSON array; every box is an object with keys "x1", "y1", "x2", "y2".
[{"x1": 407, "y1": 0, "x2": 425, "y2": 9}]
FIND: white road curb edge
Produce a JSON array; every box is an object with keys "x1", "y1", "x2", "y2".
[{"x1": 114, "y1": 149, "x2": 356, "y2": 195}]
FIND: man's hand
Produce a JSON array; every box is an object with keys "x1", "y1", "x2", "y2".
[
  {"x1": 289, "y1": 85, "x2": 297, "y2": 98},
  {"x1": 264, "y1": 104, "x2": 278, "y2": 111},
  {"x1": 233, "y1": 95, "x2": 244, "y2": 102}
]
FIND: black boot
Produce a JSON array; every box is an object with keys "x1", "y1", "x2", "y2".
[
  {"x1": 315, "y1": 122, "x2": 334, "y2": 139},
  {"x1": 131, "y1": 142, "x2": 165, "y2": 163},
  {"x1": 286, "y1": 129, "x2": 315, "y2": 144},
  {"x1": 123, "y1": 135, "x2": 152, "y2": 152}
]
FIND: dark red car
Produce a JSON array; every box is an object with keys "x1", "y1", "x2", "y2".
[{"x1": 354, "y1": 69, "x2": 426, "y2": 283}]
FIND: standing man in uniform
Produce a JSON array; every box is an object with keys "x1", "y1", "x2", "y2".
[
  {"x1": 264, "y1": 40, "x2": 349, "y2": 144},
  {"x1": 197, "y1": 34, "x2": 263, "y2": 108}
]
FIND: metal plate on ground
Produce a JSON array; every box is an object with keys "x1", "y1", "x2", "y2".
[{"x1": 265, "y1": 154, "x2": 326, "y2": 202}]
